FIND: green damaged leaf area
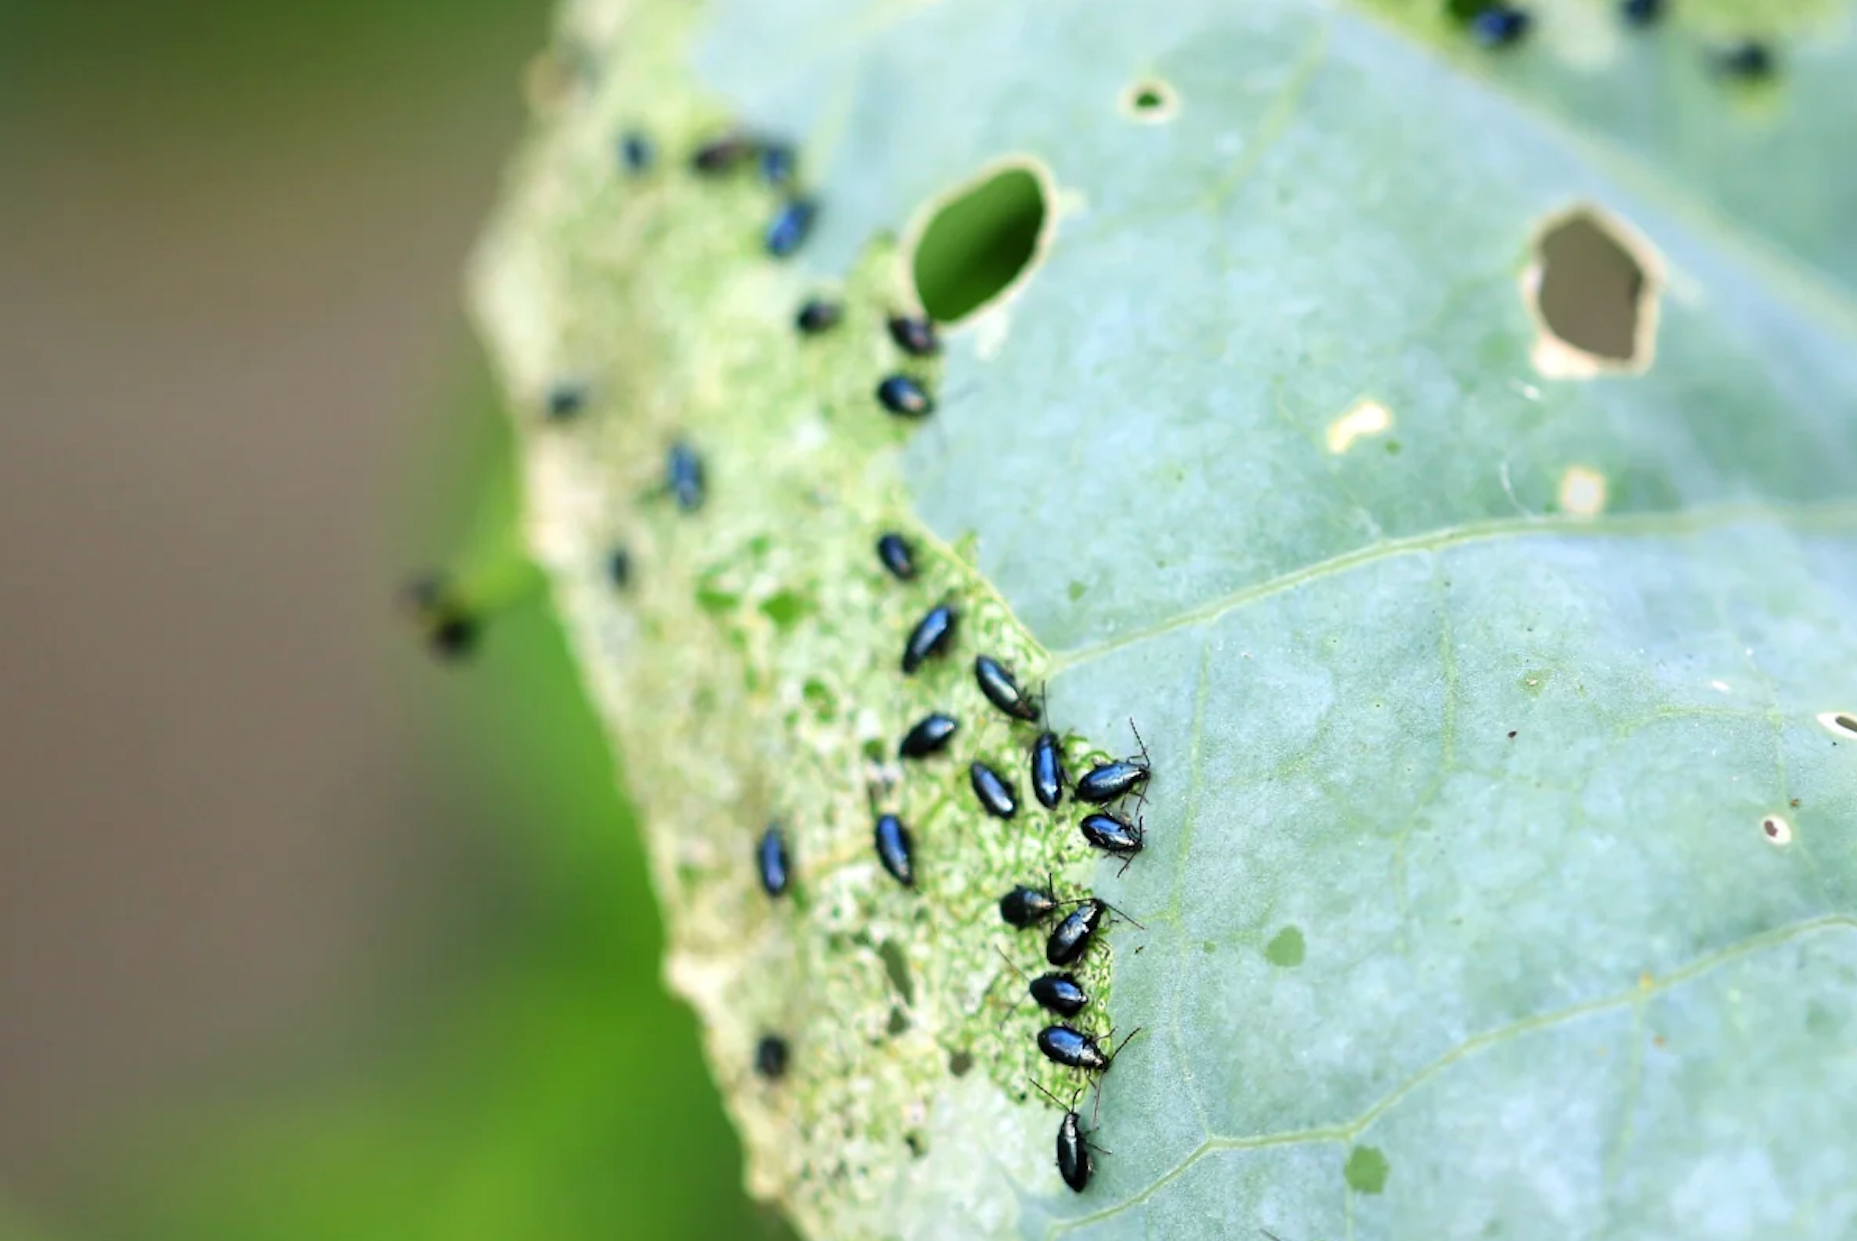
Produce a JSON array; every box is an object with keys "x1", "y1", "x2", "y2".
[{"x1": 473, "y1": 0, "x2": 1857, "y2": 1239}]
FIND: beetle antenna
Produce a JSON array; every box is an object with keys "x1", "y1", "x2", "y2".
[
  {"x1": 993, "y1": 947, "x2": 1030, "y2": 1022},
  {"x1": 1026, "y1": 1077, "x2": 1082, "y2": 1113},
  {"x1": 1095, "y1": 896, "x2": 1146, "y2": 931},
  {"x1": 1127, "y1": 717, "x2": 1150, "y2": 768},
  {"x1": 1106, "y1": 1025, "x2": 1145, "y2": 1068}
]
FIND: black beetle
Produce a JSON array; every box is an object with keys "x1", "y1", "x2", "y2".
[
  {"x1": 969, "y1": 760, "x2": 1018, "y2": 820},
  {"x1": 607, "y1": 546, "x2": 631, "y2": 589},
  {"x1": 1080, "y1": 811, "x2": 1145, "y2": 873},
  {"x1": 546, "y1": 381, "x2": 587, "y2": 420},
  {"x1": 1469, "y1": 4, "x2": 1530, "y2": 47},
  {"x1": 1030, "y1": 973, "x2": 1089, "y2": 1018},
  {"x1": 901, "y1": 603, "x2": 956, "y2": 674},
  {"x1": 1046, "y1": 900, "x2": 1105, "y2": 966},
  {"x1": 1031, "y1": 731, "x2": 1066, "y2": 809},
  {"x1": 1000, "y1": 882, "x2": 1059, "y2": 928},
  {"x1": 875, "y1": 532, "x2": 916, "y2": 580},
  {"x1": 886, "y1": 314, "x2": 939, "y2": 357},
  {"x1": 1030, "y1": 1081, "x2": 1103, "y2": 1193},
  {"x1": 1619, "y1": 0, "x2": 1663, "y2": 25},
  {"x1": 691, "y1": 134, "x2": 757, "y2": 173},
  {"x1": 425, "y1": 613, "x2": 478, "y2": 661},
  {"x1": 403, "y1": 573, "x2": 479, "y2": 661},
  {"x1": 756, "y1": 823, "x2": 789, "y2": 898},
  {"x1": 795, "y1": 297, "x2": 842, "y2": 335},
  {"x1": 758, "y1": 142, "x2": 797, "y2": 186},
  {"x1": 1047, "y1": 895, "x2": 1144, "y2": 963},
  {"x1": 1714, "y1": 40, "x2": 1775, "y2": 80},
  {"x1": 667, "y1": 441, "x2": 705, "y2": 512},
  {"x1": 1075, "y1": 720, "x2": 1151, "y2": 804},
  {"x1": 899, "y1": 713, "x2": 958, "y2": 759},
  {"x1": 994, "y1": 948, "x2": 1088, "y2": 1018},
  {"x1": 876, "y1": 374, "x2": 933, "y2": 418},
  {"x1": 618, "y1": 131, "x2": 654, "y2": 173},
  {"x1": 754, "y1": 1033, "x2": 789, "y2": 1079},
  {"x1": 1037, "y1": 1024, "x2": 1141, "y2": 1073},
  {"x1": 974, "y1": 655, "x2": 1040, "y2": 722},
  {"x1": 765, "y1": 197, "x2": 817, "y2": 258},
  {"x1": 875, "y1": 814, "x2": 914, "y2": 887},
  {"x1": 1075, "y1": 760, "x2": 1148, "y2": 804}
]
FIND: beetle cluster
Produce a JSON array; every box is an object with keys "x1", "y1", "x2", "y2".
[
  {"x1": 991, "y1": 716, "x2": 1153, "y2": 1193},
  {"x1": 631, "y1": 122, "x2": 1162, "y2": 1197},
  {"x1": 1453, "y1": 0, "x2": 1779, "y2": 79},
  {"x1": 880, "y1": 525, "x2": 1160, "y2": 1195},
  {"x1": 475, "y1": 120, "x2": 1158, "y2": 1201},
  {"x1": 684, "y1": 132, "x2": 819, "y2": 258},
  {"x1": 752, "y1": 493, "x2": 1159, "y2": 1191}
]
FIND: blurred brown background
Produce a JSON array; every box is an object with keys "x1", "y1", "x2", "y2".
[{"x1": 0, "y1": 4, "x2": 772, "y2": 1237}]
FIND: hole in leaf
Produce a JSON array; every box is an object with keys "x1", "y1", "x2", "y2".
[
  {"x1": 909, "y1": 162, "x2": 1049, "y2": 323},
  {"x1": 886, "y1": 1006, "x2": 909, "y2": 1036},
  {"x1": 878, "y1": 939, "x2": 915, "y2": 1006},
  {"x1": 1120, "y1": 79, "x2": 1178, "y2": 121},
  {"x1": 1523, "y1": 206, "x2": 1663, "y2": 378},
  {"x1": 1817, "y1": 711, "x2": 1857, "y2": 739}
]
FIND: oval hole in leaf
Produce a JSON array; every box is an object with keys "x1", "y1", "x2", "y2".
[{"x1": 909, "y1": 161, "x2": 1050, "y2": 323}]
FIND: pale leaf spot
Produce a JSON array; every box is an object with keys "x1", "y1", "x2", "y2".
[
  {"x1": 972, "y1": 306, "x2": 1012, "y2": 360},
  {"x1": 1557, "y1": 466, "x2": 1608, "y2": 518},
  {"x1": 1325, "y1": 399, "x2": 1393, "y2": 455}
]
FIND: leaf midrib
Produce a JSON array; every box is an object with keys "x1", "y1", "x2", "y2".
[{"x1": 1050, "y1": 498, "x2": 1857, "y2": 669}]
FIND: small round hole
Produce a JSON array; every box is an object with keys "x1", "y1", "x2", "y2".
[
  {"x1": 1121, "y1": 79, "x2": 1178, "y2": 122},
  {"x1": 908, "y1": 161, "x2": 1050, "y2": 324}
]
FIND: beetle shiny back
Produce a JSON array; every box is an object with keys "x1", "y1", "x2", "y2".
[
  {"x1": 1031, "y1": 731, "x2": 1066, "y2": 809},
  {"x1": 756, "y1": 823, "x2": 790, "y2": 897},
  {"x1": 974, "y1": 654, "x2": 1040, "y2": 722},
  {"x1": 901, "y1": 604, "x2": 956, "y2": 674},
  {"x1": 899, "y1": 712, "x2": 959, "y2": 759},
  {"x1": 969, "y1": 760, "x2": 1018, "y2": 819},
  {"x1": 874, "y1": 814, "x2": 915, "y2": 886}
]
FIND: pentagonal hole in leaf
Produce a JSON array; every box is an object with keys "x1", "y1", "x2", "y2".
[
  {"x1": 909, "y1": 162, "x2": 1049, "y2": 323},
  {"x1": 1526, "y1": 206, "x2": 1662, "y2": 376}
]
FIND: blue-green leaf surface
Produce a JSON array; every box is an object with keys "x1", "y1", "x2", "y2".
[{"x1": 473, "y1": 0, "x2": 1857, "y2": 1237}]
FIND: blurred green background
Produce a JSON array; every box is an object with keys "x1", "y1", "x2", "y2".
[{"x1": 0, "y1": 3, "x2": 778, "y2": 1237}]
